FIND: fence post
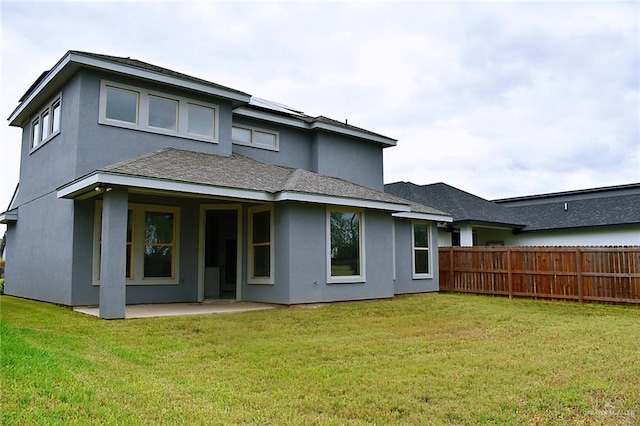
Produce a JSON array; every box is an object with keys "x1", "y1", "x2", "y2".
[
  {"x1": 576, "y1": 247, "x2": 583, "y2": 304},
  {"x1": 507, "y1": 247, "x2": 513, "y2": 299},
  {"x1": 449, "y1": 246, "x2": 454, "y2": 291}
]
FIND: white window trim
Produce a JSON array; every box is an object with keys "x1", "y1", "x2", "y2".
[
  {"x1": 93, "y1": 201, "x2": 181, "y2": 285},
  {"x1": 247, "y1": 204, "x2": 275, "y2": 285},
  {"x1": 232, "y1": 124, "x2": 279, "y2": 151},
  {"x1": 412, "y1": 221, "x2": 433, "y2": 279},
  {"x1": 326, "y1": 206, "x2": 366, "y2": 284},
  {"x1": 98, "y1": 80, "x2": 219, "y2": 143},
  {"x1": 30, "y1": 93, "x2": 62, "y2": 153}
]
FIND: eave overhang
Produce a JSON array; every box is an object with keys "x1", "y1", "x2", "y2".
[
  {"x1": 233, "y1": 107, "x2": 397, "y2": 147},
  {"x1": 57, "y1": 172, "x2": 413, "y2": 212},
  {"x1": 392, "y1": 211, "x2": 453, "y2": 223},
  {"x1": 9, "y1": 51, "x2": 252, "y2": 126},
  {"x1": 0, "y1": 209, "x2": 18, "y2": 224}
]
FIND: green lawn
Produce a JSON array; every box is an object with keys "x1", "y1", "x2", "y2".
[{"x1": 2, "y1": 294, "x2": 639, "y2": 425}]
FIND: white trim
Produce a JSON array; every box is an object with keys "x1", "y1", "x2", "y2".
[
  {"x1": 326, "y1": 206, "x2": 366, "y2": 284},
  {"x1": 9, "y1": 52, "x2": 250, "y2": 125},
  {"x1": 392, "y1": 211, "x2": 453, "y2": 222},
  {"x1": 198, "y1": 204, "x2": 243, "y2": 301},
  {"x1": 57, "y1": 172, "x2": 272, "y2": 202},
  {"x1": 411, "y1": 221, "x2": 433, "y2": 279},
  {"x1": 392, "y1": 219, "x2": 396, "y2": 281},
  {"x1": 99, "y1": 80, "x2": 220, "y2": 143},
  {"x1": 0, "y1": 209, "x2": 18, "y2": 224},
  {"x1": 93, "y1": 202, "x2": 181, "y2": 285},
  {"x1": 276, "y1": 192, "x2": 409, "y2": 212},
  {"x1": 29, "y1": 93, "x2": 62, "y2": 153},
  {"x1": 247, "y1": 204, "x2": 275, "y2": 285},
  {"x1": 233, "y1": 107, "x2": 396, "y2": 146},
  {"x1": 232, "y1": 124, "x2": 279, "y2": 151}
]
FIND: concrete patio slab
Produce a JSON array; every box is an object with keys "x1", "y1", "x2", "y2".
[{"x1": 74, "y1": 300, "x2": 276, "y2": 319}]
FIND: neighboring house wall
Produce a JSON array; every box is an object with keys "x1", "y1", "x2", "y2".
[{"x1": 505, "y1": 226, "x2": 640, "y2": 246}]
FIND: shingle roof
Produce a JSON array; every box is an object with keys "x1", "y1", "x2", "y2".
[
  {"x1": 385, "y1": 182, "x2": 526, "y2": 228},
  {"x1": 102, "y1": 148, "x2": 448, "y2": 216},
  {"x1": 503, "y1": 194, "x2": 640, "y2": 232}
]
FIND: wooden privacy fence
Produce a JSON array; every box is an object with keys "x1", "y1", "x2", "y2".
[{"x1": 439, "y1": 246, "x2": 640, "y2": 305}]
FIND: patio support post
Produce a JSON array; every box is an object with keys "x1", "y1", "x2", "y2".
[
  {"x1": 459, "y1": 224, "x2": 474, "y2": 247},
  {"x1": 99, "y1": 186, "x2": 128, "y2": 319}
]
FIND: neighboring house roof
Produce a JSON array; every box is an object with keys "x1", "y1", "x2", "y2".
[
  {"x1": 57, "y1": 148, "x2": 451, "y2": 221},
  {"x1": 495, "y1": 183, "x2": 640, "y2": 232},
  {"x1": 385, "y1": 182, "x2": 526, "y2": 228}
]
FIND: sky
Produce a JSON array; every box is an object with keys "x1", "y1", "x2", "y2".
[{"x1": 1, "y1": 1, "x2": 638, "y2": 229}]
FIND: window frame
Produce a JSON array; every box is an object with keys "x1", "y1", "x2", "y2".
[
  {"x1": 30, "y1": 93, "x2": 62, "y2": 152},
  {"x1": 326, "y1": 206, "x2": 366, "y2": 284},
  {"x1": 99, "y1": 80, "x2": 219, "y2": 143},
  {"x1": 93, "y1": 202, "x2": 180, "y2": 285},
  {"x1": 412, "y1": 221, "x2": 432, "y2": 279},
  {"x1": 247, "y1": 204, "x2": 275, "y2": 285},
  {"x1": 232, "y1": 124, "x2": 279, "y2": 151}
]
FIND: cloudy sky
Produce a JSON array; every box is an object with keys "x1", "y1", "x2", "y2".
[{"x1": 1, "y1": 1, "x2": 638, "y2": 225}]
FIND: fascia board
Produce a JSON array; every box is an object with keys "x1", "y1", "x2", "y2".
[
  {"x1": 233, "y1": 107, "x2": 308, "y2": 129},
  {"x1": 10, "y1": 52, "x2": 251, "y2": 125},
  {"x1": 0, "y1": 209, "x2": 18, "y2": 224},
  {"x1": 309, "y1": 122, "x2": 397, "y2": 146},
  {"x1": 233, "y1": 107, "x2": 397, "y2": 146},
  {"x1": 57, "y1": 172, "x2": 273, "y2": 202},
  {"x1": 71, "y1": 53, "x2": 251, "y2": 103},
  {"x1": 276, "y1": 191, "x2": 410, "y2": 212},
  {"x1": 392, "y1": 211, "x2": 454, "y2": 222}
]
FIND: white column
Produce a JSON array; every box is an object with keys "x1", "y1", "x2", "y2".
[{"x1": 460, "y1": 224, "x2": 474, "y2": 247}]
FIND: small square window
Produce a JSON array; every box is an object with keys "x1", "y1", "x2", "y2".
[
  {"x1": 188, "y1": 104, "x2": 214, "y2": 137},
  {"x1": 232, "y1": 126, "x2": 252, "y2": 144},
  {"x1": 149, "y1": 96, "x2": 178, "y2": 131},
  {"x1": 105, "y1": 86, "x2": 138, "y2": 123},
  {"x1": 254, "y1": 130, "x2": 276, "y2": 148}
]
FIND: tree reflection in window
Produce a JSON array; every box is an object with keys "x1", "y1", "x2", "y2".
[
  {"x1": 144, "y1": 212, "x2": 174, "y2": 278},
  {"x1": 330, "y1": 211, "x2": 361, "y2": 276}
]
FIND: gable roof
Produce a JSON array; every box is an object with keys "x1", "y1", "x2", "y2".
[
  {"x1": 385, "y1": 182, "x2": 526, "y2": 228},
  {"x1": 57, "y1": 149, "x2": 451, "y2": 221}
]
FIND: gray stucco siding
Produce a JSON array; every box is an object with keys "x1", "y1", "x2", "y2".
[
  {"x1": 74, "y1": 70, "x2": 235, "y2": 180},
  {"x1": 231, "y1": 117, "x2": 313, "y2": 171},
  {"x1": 313, "y1": 133, "x2": 385, "y2": 191},
  {"x1": 4, "y1": 193, "x2": 74, "y2": 305},
  {"x1": 15, "y1": 73, "x2": 81, "y2": 207},
  {"x1": 393, "y1": 219, "x2": 439, "y2": 294}
]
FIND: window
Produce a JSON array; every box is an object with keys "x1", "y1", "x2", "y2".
[
  {"x1": 30, "y1": 94, "x2": 62, "y2": 151},
  {"x1": 327, "y1": 207, "x2": 365, "y2": 283},
  {"x1": 248, "y1": 205, "x2": 274, "y2": 284},
  {"x1": 148, "y1": 95, "x2": 177, "y2": 130},
  {"x1": 94, "y1": 202, "x2": 179, "y2": 285},
  {"x1": 99, "y1": 80, "x2": 218, "y2": 143},
  {"x1": 412, "y1": 222, "x2": 432, "y2": 278},
  {"x1": 232, "y1": 125, "x2": 278, "y2": 150},
  {"x1": 105, "y1": 86, "x2": 138, "y2": 123}
]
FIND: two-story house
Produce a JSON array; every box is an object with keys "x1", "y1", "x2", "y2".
[{"x1": 1, "y1": 51, "x2": 451, "y2": 319}]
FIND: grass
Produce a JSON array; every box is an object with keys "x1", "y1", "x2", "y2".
[{"x1": 2, "y1": 294, "x2": 639, "y2": 425}]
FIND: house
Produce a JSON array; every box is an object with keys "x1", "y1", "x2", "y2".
[
  {"x1": 493, "y1": 183, "x2": 640, "y2": 246},
  {"x1": 385, "y1": 182, "x2": 526, "y2": 246},
  {"x1": 385, "y1": 181, "x2": 640, "y2": 247},
  {"x1": 0, "y1": 51, "x2": 451, "y2": 319}
]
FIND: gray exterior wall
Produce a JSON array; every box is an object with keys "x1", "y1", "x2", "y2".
[
  {"x1": 393, "y1": 219, "x2": 439, "y2": 294},
  {"x1": 312, "y1": 133, "x2": 385, "y2": 191},
  {"x1": 3, "y1": 193, "x2": 75, "y2": 304}
]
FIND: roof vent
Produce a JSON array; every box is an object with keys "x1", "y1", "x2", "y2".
[{"x1": 564, "y1": 202, "x2": 568, "y2": 211}]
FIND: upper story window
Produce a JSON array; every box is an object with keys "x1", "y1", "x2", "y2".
[
  {"x1": 99, "y1": 80, "x2": 218, "y2": 143},
  {"x1": 30, "y1": 94, "x2": 62, "y2": 152},
  {"x1": 232, "y1": 125, "x2": 278, "y2": 151}
]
